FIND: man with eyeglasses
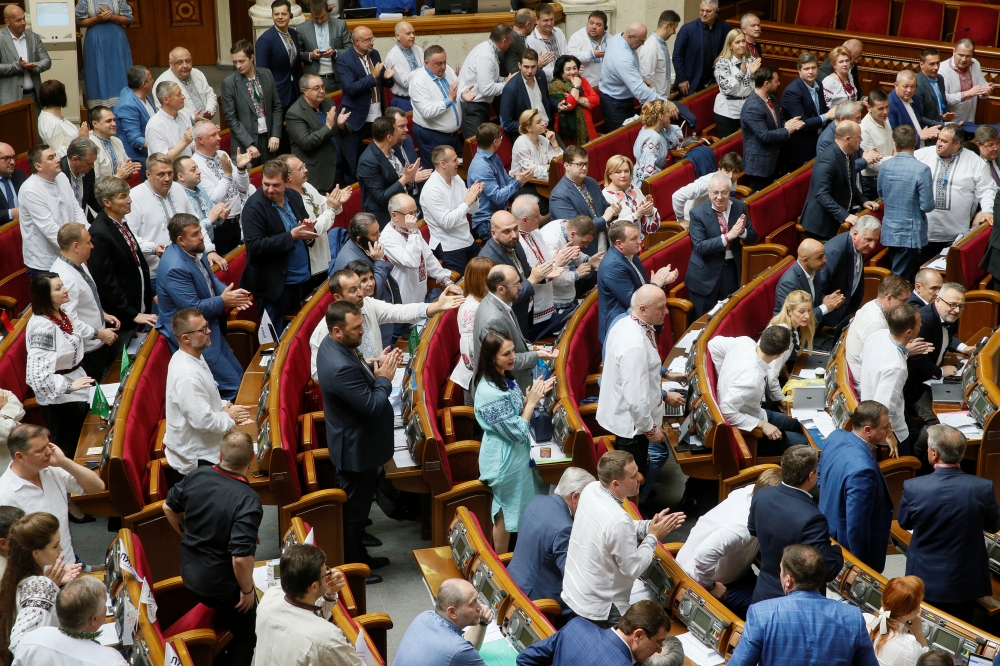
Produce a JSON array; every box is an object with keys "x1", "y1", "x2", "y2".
[
  {"x1": 286, "y1": 72, "x2": 349, "y2": 194},
  {"x1": 0, "y1": 142, "x2": 25, "y2": 224},
  {"x1": 974, "y1": 125, "x2": 1000, "y2": 188},
  {"x1": 550, "y1": 145, "x2": 620, "y2": 257},
  {"x1": 164, "y1": 308, "x2": 251, "y2": 475}
]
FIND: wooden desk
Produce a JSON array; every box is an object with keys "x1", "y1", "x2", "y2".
[{"x1": 414, "y1": 546, "x2": 462, "y2": 599}]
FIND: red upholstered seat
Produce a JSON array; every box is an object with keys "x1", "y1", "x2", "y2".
[
  {"x1": 846, "y1": 0, "x2": 890, "y2": 34},
  {"x1": 122, "y1": 336, "x2": 171, "y2": 506},
  {"x1": 898, "y1": 0, "x2": 945, "y2": 41},
  {"x1": 566, "y1": 305, "x2": 602, "y2": 407},
  {"x1": 339, "y1": 186, "x2": 362, "y2": 229},
  {"x1": 214, "y1": 249, "x2": 259, "y2": 323},
  {"x1": 14, "y1": 157, "x2": 28, "y2": 175},
  {"x1": 713, "y1": 133, "x2": 743, "y2": 162},
  {"x1": 644, "y1": 235, "x2": 692, "y2": 300},
  {"x1": 648, "y1": 162, "x2": 696, "y2": 221},
  {"x1": 795, "y1": 0, "x2": 837, "y2": 28},
  {"x1": 959, "y1": 226, "x2": 990, "y2": 288},
  {"x1": 421, "y1": 308, "x2": 460, "y2": 484},
  {"x1": 250, "y1": 168, "x2": 263, "y2": 189},
  {"x1": 704, "y1": 346, "x2": 718, "y2": 400},
  {"x1": 498, "y1": 133, "x2": 514, "y2": 171},
  {"x1": 954, "y1": 5, "x2": 1000, "y2": 48},
  {"x1": 330, "y1": 91, "x2": 343, "y2": 106},
  {"x1": 683, "y1": 87, "x2": 719, "y2": 134},
  {"x1": 747, "y1": 185, "x2": 787, "y2": 239},
  {"x1": 782, "y1": 168, "x2": 812, "y2": 221},
  {"x1": 220, "y1": 131, "x2": 231, "y2": 156},
  {"x1": 0, "y1": 222, "x2": 28, "y2": 317},
  {"x1": 0, "y1": 325, "x2": 31, "y2": 403},
  {"x1": 585, "y1": 126, "x2": 643, "y2": 185}
]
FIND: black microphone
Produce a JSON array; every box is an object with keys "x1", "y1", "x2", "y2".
[
  {"x1": 830, "y1": 6, "x2": 843, "y2": 29},
  {"x1": 945, "y1": 27, "x2": 970, "y2": 39}
]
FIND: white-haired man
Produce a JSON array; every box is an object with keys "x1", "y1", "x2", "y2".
[
  {"x1": 145, "y1": 80, "x2": 194, "y2": 160},
  {"x1": 190, "y1": 120, "x2": 257, "y2": 255}
]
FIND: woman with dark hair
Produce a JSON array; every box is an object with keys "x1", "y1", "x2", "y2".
[
  {"x1": 25, "y1": 273, "x2": 107, "y2": 457},
  {"x1": 474, "y1": 331, "x2": 554, "y2": 553},
  {"x1": 0, "y1": 512, "x2": 80, "y2": 660},
  {"x1": 76, "y1": 0, "x2": 133, "y2": 110},
  {"x1": 450, "y1": 257, "x2": 496, "y2": 404},
  {"x1": 36, "y1": 81, "x2": 89, "y2": 158},
  {"x1": 548, "y1": 54, "x2": 599, "y2": 145}
]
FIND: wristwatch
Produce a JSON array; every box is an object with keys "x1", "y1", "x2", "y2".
[{"x1": 479, "y1": 620, "x2": 490, "y2": 627}]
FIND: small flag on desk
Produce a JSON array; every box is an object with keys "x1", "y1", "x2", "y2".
[
  {"x1": 91, "y1": 383, "x2": 110, "y2": 419},
  {"x1": 408, "y1": 325, "x2": 420, "y2": 356},
  {"x1": 259, "y1": 310, "x2": 277, "y2": 345},
  {"x1": 120, "y1": 345, "x2": 131, "y2": 376}
]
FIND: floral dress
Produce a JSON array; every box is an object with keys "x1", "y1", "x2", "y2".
[
  {"x1": 602, "y1": 185, "x2": 661, "y2": 238},
  {"x1": 632, "y1": 126, "x2": 684, "y2": 186}
]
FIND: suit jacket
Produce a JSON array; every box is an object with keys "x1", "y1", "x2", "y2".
[
  {"x1": 317, "y1": 335, "x2": 394, "y2": 472},
  {"x1": 748, "y1": 483, "x2": 843, "y2": 604},
  {"x1": 502, "y1": 30, "x2": 527, "y2": 78},
  {"x1": 817, "y1": 429, "x2": 893, "y2": 572},
  {"x1": 0, "y1": 169, "x2": 26, "y2": 224},
  {"x1": 517, "y1": 618, "x2": 632, "y2": 666},
  {"x1": 499, "y1": 73, "x2": 555, "y2": 137},
  {"x1": 596, "y1": 247, "x2": 648, "y2": 343},
  {"x1": 740, "y1": 91, "x2": 789, "y2": 178},
  {"x1": 285, "y1": 95, "x2": 339, "y2": 193},
  {"x1": 88, "y1": 212, "x2": 153, "y2": 327},
  {"x1": 816, "y1": 121, "x2": 868, "y2": 173},
  {"x1": 887, "y1": 90, "x2": 929, "y2": 148},
  {"x1": 548, "y1": 176, "x2": 609, "y2": 257},
  {"x1": 60, "y1": 156, "x2": 98, "y2": 222},
  {"x1": 114, "y1": 87, "x2": 154, "y2": 162},
  {"x1": 506, "y1": 479, "x2": 572, "y2": 605},
  {"x1": 800, "y1": 142, "x2": 863, "y2": 239},
  {"x1": 331, "y1": 238, "x2": 400, "y2": 344},
  {"x1": 899, "y1": 467, "x2": 1000, "y2": 603},
  {"x1": 336, "y1": 47, "x2": 394, "y2": 132},
  {"x1": 472, "y1": 293, "x2": 538, "y2": 391},
  {"x1": 909, "y1": 290, "x2": 930, "y2": 308},
  {"x1": 916, "y1": 72, "x2": 948, "y2": 127},
  {"x1": 772, "y1": 260, "x2": 825, "y2": 321},
  {"x1": 904, "y1": 302, "x2": 962, "y2": 401},
  {"x1": 671, "y1": 19, "x2": 727, "y2": 92},
  {"x1": 239, "y1": 187, "x2": 310, "y2": 303},
  {"x1": 255, "y1": 26, "x2": 307, "y2": 108},
  {"x1": 356, "y1": 141, "x2": 407, "y2": 227},
  {"x1": 155, "y1": 243, "x2": 229, "y2": 367},
  {"x1": 780, "y1": 76, "x2": 829, "y2": 167},
  {"x1": 0, "y1": 28, "x2": 50, "y2": 106},
  {"x1": 983, "y1": 189, "x2": 1000, "y2": 279},
  {"x1": 728, "y1": 590, "x2": 878, "y2": 666},
  {"x1": 478, "y1": 239, "x2": 536, "y2": 337},
  {"x1": 221, "y1": 68, "x2": 284, "y2": 152},
  {"x1": 877, "y1": 151, "x2": 935, "y2": 249},
  {"x1": 818, "y1": 231, "x2": 864, "y2": 328},
  {"x1": 686, "y1": 199, "x2": 757, "y2": 297},
  {"x1": 297, "y1": 18, "x2": 350, "y2": 78}
]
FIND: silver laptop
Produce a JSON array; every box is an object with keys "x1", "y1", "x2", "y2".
[
  {"x1": 792, "y1": 386, "x2": 826, "y2": 409},
  {"x1": 931, "y1": 382, "x2": 964, "y2": 403}
]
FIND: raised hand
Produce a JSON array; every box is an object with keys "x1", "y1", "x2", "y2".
[
  {"x1": 465, "y1": 181, "x2": 484, "y2": 206},
  {"x1": 290, "y1": 218, "x2": 319, "y2": 240},
  {"x1": 448, "y1": 80, "x2": 459, "y2": 102},
  {"x1": 606, "y1": 201, "x2": 622, "y2": 220}
]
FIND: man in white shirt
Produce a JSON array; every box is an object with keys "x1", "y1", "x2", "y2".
[
  {"x1": 382, "y1": 21, "x2": 423, "y2": 113},
  {"x1": 458, "y1": 24, "x2": 514, "y2": 141},
  {"x1": 709, "y1": 326, "x2": 806, "y2": 455},
  {"x1": 410, "y1": 45, "x2": 475, "y2": 163},
  {"x1": 419, "y1": 145, "x2": 483, "y2": 274},
  {"x1": 87, "y1": 105, "x2": 137, "y2": 182},
  {"x1": 153, "y1": 46, "x2": 218, "y2": 121},
  {"x1": 938, "y1": 38, "x2": 992, "y2": 128},
  {"x1": 164, "y1": 308, "x2": 249, "y2": 474},
  {"x1": 859, "y1": 89, "x2": 893, "y2": 201},
  {"x1": 562, "y1": 449, "x2": 685, "y2": 625},
  {"x1": 191, "y1": 120, "x2": 257, "y2": 255},
  {"x1": 0, "y1": 424, "x2": 104, "y2": 568},
  {"x1": 672, "y1": 152, "x2": 742, "y2": 224},
  {"x1": 638, "y1": 11, "x2": 680, "y2": 97},
  {"x1": 676, "y1": 467, "x2": 780, "y2": 616},
  {"x1": 526, "y1": 4, "x2": 566, "y2": 82},
  {"x1": 381, "y1": 193, "x2": 454, "y2": 305},
  {"x1": 539, "y1": 215, "x2": 603, "y2": 307},
  {"x1": 860, "y1": 303, "x2": 920, "y2": 452},
  {"x1": 567, "y1": 10, "x2": 610, "y2": 89},
  {"x1": 845, "y1": 273, "x2": 921, "y2": 389},
  {"x1": 145, "y1": 81, "x2": 194, "y2": 161},
  {"x1": 19, "y1": 144, "x2": 88, "y2": 277}
]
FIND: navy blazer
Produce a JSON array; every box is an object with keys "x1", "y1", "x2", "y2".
[
  {"x1": 887, "y1": 90, "x2": 929, "y2": 148},
  {"x1": 499, "y1": 73, "x2": 555, "y2": 137},
  {"x1": 114, "y1": 87, "x2": 153, "y2": 162},
  {"x1": 88, "y1": 212, "x2": 153, "y2": 326},
  {"x1": 317, "y1": 335, "x2": 395, "y2": 472},
  {"x1": 916, "y1": 72, "x2": 948, "y2": 127},
  {"x1": 507, "y1": 493, "x2": 573, "y2": 606},
  {"x1": 781, "y1": 76, "x2": 829, "y2": 167},
  {"x1": 155, "y1": 243, "x2": 229, "y2": 365},
  {"x1": 596, "y1": 247, "x2": 647, "y2": 343},
  {"x1": 255, "y1": 26, "x2": 307, "y2": 108},
  {"x1": 818, "y1": 429, "x2": 893, "y2": 572},
  {"x1": 0, "y1": 169, "x2": 26, "y2": 225},
  {"x1": 899, "y1": 467, "x2": 1000, "y2": 603},
  {"x1": 800, "y1": 142, "x2": 864, "y2": 240},
  {"x1": 239, "y1": 188, "x2": 311, "y2": 304},
  {"x1": 686, "y1": 198, "x2": 757, "y2": 298},
  {"x1": 740, "y1": 91, "x2": 789, "y2": 179},
  {"x1": 904, "y1": 302, "x2": 963, "y2": 401},
  {"x1": 816, "y1": 122, "x2": 867, "y2": 173},
  {"x1": 773, "y1": 260, "x2": 826, "y2": 321},
  {"x1": 356, "y1": 140, "x2": 407, "y2": 227},
  {"x1": 982, "y1": 189, "x2": 1000, "y2": 279},
  {"x1": 748, "y1": 483, "x2": 844, "y2": 604},
  {"x1": 818, "y1": 230, "x2": 865, "y2": 329},
  {"x1": 478, "y1": 238, "x2": 536, "y2": 336},
  {"x1": 336, "y1": 47, "x2": 394, "y2": 132},
  {"x1": 548, "y1": 175, "x2": 609, "y2": 257},
  {"x1": 517, "y1": 618, "x2": 633, "y2": 666},
  {"x1": 671, "y1": 18, "x2": 727, "y2": 93}
]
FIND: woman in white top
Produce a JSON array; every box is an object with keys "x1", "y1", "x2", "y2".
[
  {"x1": 0, "y1": 512, "x2": 81, "y2": 659},
  {"x1": 510, "y1": 108, "x2": 563, "y2": 217},
  {"x1": 713, "y1": 28, "x2": 760, "y2": 139},
  {"x1": 37, "y1": 80, "x2": 89, "y2": 159},
  {"x1": 633, "y1": 99, "x2": 685, "y2": 187},
  {"x1": 766, "y1": 290, "x2": 815, "y2": 399},
  {"x1": 863, "y1": 576, "x2": 929, "y2": 666},
  {"x1": 449, "y1": 257, "x2": 496, "y2": 405},
  {"x1": 603, "y1": 155, "x2": 660, "y2": 240},
  {"x1": 822, "y1": 45, "x2": 859, "y2": 109}
]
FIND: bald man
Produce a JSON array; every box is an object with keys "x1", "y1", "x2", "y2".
[
  {"x1": 299, "y1": 0, "x2": 350, "y2": 93},
  {"x1": 395, "y1": 578, "x2": 494, "y2": 666},
  {"x1": 0, "y1": 5, "x2": 50, "y2": 107},
  {"x1": 0, "y1": 142, "x2": 25, "y2": 224},
  {"x1": 383, "y1": 22, "x2": 423, "y2": 112},
  {"x1": 154, "y1": 47, "x2": 218, "y2": 120},
  {"x1": 887, "y1": 69, "x2": 939, "y2": 149},
  {"x1": 772, "y1": 239, "x2": 844, "y2": 320},
  {"x1": 337, "y1": 26, "x2": 396, "y2": 179},
  {"x1": 910, "y1": 268, "x2": 943, "y2": 307}
]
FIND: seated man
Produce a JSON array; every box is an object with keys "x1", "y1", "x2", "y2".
[
  {"x1": 468, "y1": 122, "x2": 532, "y2": 242},
  {"x1": 395, "y1": 579, "x2": 494, "y2": 666},
  {"x1": 818, "y1": 215, "x2": 881, "y2": 329},
  {"x1": 676, "y1": 467, "x2": 780, "y2": 618},
  {"x1": 845, "y1": 273, "x2": 916, "y2": 388},
  {"x1": 910, "y1": 267, "x2": 942, "y2": 307},
  {"x1": 380, "y1": 193, "x2": 454, "y2": 306},
  {"x1": 772, "y1": 238, "x2": 844, "y2": 321},
  {"x1": 549, "y1": 145, "x2": 619, "y2": 257}
]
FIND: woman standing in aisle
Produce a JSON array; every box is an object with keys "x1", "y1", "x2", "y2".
[{"x1": 76, "y1": 0, "x2": 133, "y2": 109}]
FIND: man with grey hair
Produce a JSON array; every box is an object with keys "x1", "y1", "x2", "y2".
[
  {"x1": 145, "y1": 80, "x2": 194, "y2": 160},
  {"x1": 395, "y1": 578, "x2": 494, "y2": 666},
  {"x1": 899, "y1": 424, "x2": 1000, "y2": 623},
  {"x1": 672, "y1": 0, "x2": 727, "y2": 96},
  {"x1": 508, "y1": 467, "x2": 597, "y2": 615},
  {"x1": 380, "y1": 193, "x2": 455, "y2": 306},
  {"x1": 644, "y1": 636, "x2": 685, "y2": 666},
  {"x1": 815, "y1": 99, "x2": 880, "y2": 173},
  {"x1": 819, "y1": 215, "x2": 882, "y2": 329},
  {"x1": 59, "y1": 137, "x2": 100, "y2": 220},
  {"x1": 190, "y1": 120, "x2": 256, "y2": 256},
  {"x1": 12, "y1": 576, "x2": 126, "y2": 665},
  {"x1": 740, "y1": 12, "x2": 761, "y2": 60},
  {"x1": 888, "y1": 69, "x2": 941, "y2": 148}
]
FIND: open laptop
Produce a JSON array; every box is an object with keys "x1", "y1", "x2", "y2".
[
  {"x1": 931, "y1": 382, "x2": 964, "y2": 403},
  {"x1": 801, "y1": 353, "x2": 829, "y2": 371},
  {"x1": 792, "y1": 386, "x2": 826, "y2": 409}
]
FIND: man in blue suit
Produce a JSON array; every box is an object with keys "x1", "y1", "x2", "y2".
[
  {"x1": 818, "y1": 401, "x2": 894, "y2": 572},
  {"x1": 255, "y1": 0, "x2": 307, "y2": 112},
  {"x1": 899, "y1": 424, "x2": 1000, "y2": 624},
  {"x1": 549, "y1": 146, "x2": 619, "y2": 258},
  {"x1": 686, "y1": 173, "x2": 757, "y2": 318},
  {"x1": 740, "y1": 67, "x2": 805, "y2": 192},
  {"x1": 818, "y1": 216, "x2": 881, "y2": 329},
  {"x1": 670, "y1": 0, "x2": 727, "y2": 96},
  {"x1": 888, "y1": 70, "x2": 941, "y2": 150},
  {"x1": 114, "y1": 65, "x2": 155, "y2": 167},
  {"x1": 772, "y1": 239, "x2": 843, "y2": 321},
  {"x1": 155, "y1": 214, "x2": 253, "y2": 401},
  {"x1": 596, "y1": 220, "x2": 676, "y2": 343},
  {"x1": 499, "y1": 48, "x2": 555, "y2": 139},
  {"x1": 728, "y1": 544, "x2": 878, "y2": 666},
  {"x1": 780, "y1": 53, "x2": 834, "y2": 172},
  {"x1": 337, "y1": 26, "x2": 395, "y2": 180},
  {"x1": 748, "y1": 446, "x2": 843, "y2": 604},
  {"x1": 878, "y1": 125, "x2": 935, "y2": 284}
]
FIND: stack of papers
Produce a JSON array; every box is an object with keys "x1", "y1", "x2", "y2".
[
  {"x1": 791, "y1": 409, "x2": 836, "y2": 437},
  {"x1": 392, "y1": 427, "x2": 418, "y2": 468},
  {"x1": 938, "y1": 411, "x2": 983, "y2": 439},
  {"x1": 794, "y1": 369, "x2": 819, "y2": 380},
  {"x1": 667, "y1": 356, "x2": 688, "y2": 374},
  {"x1": 676, "y1": 328, "x2": 702, "y2": 351},
  {"x1": 675, "y1": 631, "x2": 725, "y2": 666},
  {"x1": 88, "y1": 383, "x2": 121, "y2": 407},
  {"x1": 926, "y1": 256, "x2": 947, "y2": 271},
  {"x1": 97, "y1": 622, "x2": 120, "y2": 646},
  {"x1": 663, "y1": 381, "x2": 685, "y2": 391}
]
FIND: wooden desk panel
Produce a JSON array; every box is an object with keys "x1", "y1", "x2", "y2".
[
  {"x1": 414, "y1": 546, "x2": 463, "y2": 599},
  {"x1": 344, "y1": 4, "x2": 563, "y2": 38}
]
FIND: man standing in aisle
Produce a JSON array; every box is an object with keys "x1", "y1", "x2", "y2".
[
  {"x1": 299, "y1": 0, "x2": 350, "y2": 93},
  {"x1": 458, "y1": 24, "x2": 515, "y2": 141},
  {"x1": 567, "y1": 11, "x2": 609, "y2": 89},
  {"x1": 526, "y1": 4, "x2": 566, "y2": 82},
  {"x1": 0, "y1": 5, "x2": 50, "y2": 108},
  {"x1": 222, "y1": 40, "x2": 283, "y2": 166},
  {"x1": 672, "y1": 0, "x2": 727, "y2": 95},
  {"x1": 938, "y1": 38, "x2": 992, "y2": 133},
  {"x1": 337, "y1": 26, "x2": 396, "y2": 179}
]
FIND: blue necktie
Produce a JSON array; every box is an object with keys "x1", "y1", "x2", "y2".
[{"x1": 1, "y1": 178, "x2": 15, "y2": 209}]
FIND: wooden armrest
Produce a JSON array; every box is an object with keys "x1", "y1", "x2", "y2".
[
  {"x1": 444, "y1": 440, "x2": 481, "y2": 456},
  {"x1": 147, "y1": 458, "x2": 169, "y2": 503},
  {"x1": 23, "y1": 397, "x2": 37, "y2": 411},
  {"x1": 533, "y1": 599, "x2": 563, "y2": 617},
  {"x1": 668, "y1": 281, "x2": 687, "y2": 299},
  {"x1": 450, "y1": 270, "x2": 460, "y2": 283},
  {"x1": 664, "y1": 298, "x2": 692, "y2": 313},
  {"x1": 168, "y1": 629, "x2": 219, "y2": 647},
  {"x1": 439, "y1": 406, "x2": 479, "y2": 443},
  {"x1": 152, "y1": 419, "x2": 167, "y2": 459},
  {"x1": 299, "y1": 412, "x2": 318, "y2": 451},
  {"x1": 297, "y1": 449, "x2": 330, "y2": 495},
  {"x1": 585, "y1": 373, "x2": 601, "y2": 385},
  {"x1": 152, "y1": 576, "x2": 187, "y2": 594},
  {"x1": 0, "y1": 295, "x2": 16, "y2": 313},
  {"x1": 356, "y1": 612, "x2": 394, "y2": 632},
  {"x1": 498, "y1": 552, "x2": 513, "y2": 565},
  {"x1": 225, "y1": 319, "x2": 258, "y2": 333},
  {"x1": 528, "y1": 177, "x2": 549, "y2": 188},
  {"x1": 662, "y1": 542, "x2": 683, "y2": 554},
  {"x1": 734, "y1": 185, "x2": 752, "y2": 197},
  {"x1": 980, "y1": 274, "x2": 993, "y2": 290},
  {"x1": 339, "y1": 562, "x2": 370, "y2": 616}
]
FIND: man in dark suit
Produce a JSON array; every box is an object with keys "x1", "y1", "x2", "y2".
[
  {"x1": 356, "y1": 116, "x2": 427, "y2": 228},
  {"x1": 818, "y1": 38, "x2": 862, "y2": 88},
  {"x1": 818, "y1": 401, "x2": 894, "y2": 572},
  {"x1": 285, "y1": 73, "x2": 348, "y2": 194},
  {"x1": 917, "y1": 47, "x2": 956, "y2": 128},
  {"x1": 114, "y1": 66, "x2": 155, "y2": 167},
  {"x1": 780, "y1": 53, "x2": 834, "y2": 172},
  {"x1": 899, "y1": 424, "x2": 1000, "y2": 624},
  {"x1": 0, "y1": 142, "x2": 26, "y2": 224},
  {"x1": 298, "y1": 0, "x2": 350, "y2": 93},
  {"x1": 686, "y1": 173, "x2": 758, "y2": 318},
  {"x1": 317, "y1": 299, "x2": 401, "y2": 573},
  {"x1": 748, "y1": 445, "x2": 843, "y2": 604},
  {"x1": 818, "y1": 217, "x2": 881, "y2": 329},
  {"x1": 60, "y1": 138, "x2": 99, "y2": 221},
  {"x1": 772, "y1": 238, "x2": 843, "y2": 320},
  {"x1": 508, "y1": 467, "x2": 595, "y2": 614},
  {"x1": 800, "y1": 121, "x2": 880, "y2": 241},
  {"x1": 222, "y1": 40, "x2": 284, "y2": 166},
  {"x1": 502, "y1": 9, "x2": 535, "y2": 77},
  {"x1": 740, "y1": 67, "x2": 805, "y2": 192},
  {"x1": 499, "y1": 48, "x2": 556, "y2": 139},
  {"x1": 816, "y1": 101, "x2": 874, "y2": 174},
  {"x1": 255, "y1": 0, "x2": 307, "y2": 111},
  {"x1": 548, "y1": 146, "x2": 619, "y2": 258},
  {"x1": 888, "y1": 70, "x2": 941, "y2": 150},
  {"x1": 670, "y1": 1, "x2": 727, "y2": 96},
  {"x1": 910, "y1": 267, "x2": 942, "y2": 307},
  {"x1": 89, "y1": 177, "x2": 157, "y2": 334},
  {"x1": 981, "y1": 188, "x2": 1000, "y2": 291},
  {"x1": 240, "y1": 159, "x2": 319, "y2": 338},
  {"x1": 337, "y1": 26, "x2": 395, "y2": 180}
]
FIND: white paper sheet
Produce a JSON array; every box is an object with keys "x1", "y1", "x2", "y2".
[
  {"x1": 88, "y1": 383, "x2": 121, "y2": 406},
  {"x1": 667, "y1": 356, "x2": 687, "y2": 374},
  {"x1": 394, "y1": 428, "x2": 408, "y2": 451},
  {"x1": 675, "y1": 631, "x2": 725, "y2": 666},
  {"x1": 531, "y1": 439, "x2": 569, "y2": 464},
  {"x1": 676, "y1": 328, "x2": 702, "y2": 351},
  {"x1": 791, "y1": 408, "x2": 822, "y2": 420},
  {"x1": 662, "y1": 381, "x2": 686, "y2": 391},
  {"x1": 795, "y1": 369, "x2": 818, "y2": 379},
  {"x1": 98, "y1": 621, "x2": 120, "y2": 646},
  {"x1": 927, "y1": 256, "x2": 947, "y2": 271},
  {"x1": 811, "y1": 412, "x2": 837, "y2": 437},
  {"x1": 393, "y1": 447, "x2": 419, "y2": 468},
  {"x1": 938, "y1": 411, "x2": 976, "y2": 428},
  {"x1": 252, "y1": 565, "x2": 270, "y2": 593}
]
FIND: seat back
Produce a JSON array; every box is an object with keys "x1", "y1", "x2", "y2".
[
  {"x1": 795, "y1": 0, "x2": 837, "y2": 27},
  {"x1": 0, "y1": 221, "x2": 28, "y2": 317},
  {"x1": 642, "y1": 233, "x2": 693, "y2": 353},
  {"x1": 420, "y1": 308, "x2": 459, "y2": 486},
  {"x1": 949, "y1": 221, "x2": 991, "y2": 289},
  {"x1": 120, "y1": 335, "x2": 171, "y2": 514},
  {"x1": 646, "y1": 161, "x2": 696, "y2": 221},
  {"x1": 898, "y1": 0, "x2": 946, "y2": 41},
  {"x1": 954, "y1": 4, "x2": 999, "y2": 47},
  {"x1": 712, "y1": 131, "x2": 743, "y2": 162},
  {"x1": 214, "y1": 246, "x2": 260, "y2": 323},
  {"x1": 583, "y1": 120, "x2": 644, "y2": 185},
  {"x1": 878, "y1": 457, "x2": 921, "y2": 520},
  {"x1": 681, "y1": 85, "x2": 719, "y2": 135},
  {"x1": 219, "y1": 129, "x2": 231, "y2": 156},
  {"x1": 846, "y1": 0, "x2": 891, "y2": 34},
  {"x1": 249, "y1": 165, "x2": 264, "y2": 189},
  {"x1": 0, "y1": 313, "x2": 31, "y2": 404}
]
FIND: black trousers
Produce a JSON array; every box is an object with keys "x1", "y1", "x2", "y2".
[
  {"x1": 461, "y1": 101, "x2": 493, "y2": 141},
  {"x1": 435, "y1": 242, "x2": 480, "y2": 276},
  {"x1": 214, "y1": 217, "x2": 243, "y2": 257},
  {"x1": 259, "y1": 281, "x2": 307, "y2": 338},
  {"x1": 82, "y1": 332, "x2": 125, "y2": 383},
  {"x1": 40, "y1": 401, "x2": 90, "y2": 458},
  {"x1": 191, "y1": 588, "x2": 257, "y2": 666},
  {"x1": 338, "y1": 467, "x2": 379, "y2": 564},
  {"x1": 743, "y1": 173, "x2": 775, "y2": 193},
  {"x1": 615, "y1": 433, "x2": 650, "y2": 478},
  {"x1": 340, "y1": 122, "x2": 373, "y2": 181},
  {"x1": 249, "y1": 133, "x2": 277, "y2": 168},
  {"x1": 690, "y1": 260, "x2": 740, "y2": 319},
  {"x1": 714, "y1": 114, "x2": 741, "y2": 139}
]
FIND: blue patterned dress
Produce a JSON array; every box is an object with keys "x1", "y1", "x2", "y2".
[
  {"x1": 76, "y1": 0, "x2": 133, "y2": 108},
  {"x1": 474, "y1": 376, "x2": 540, "y2": 532}
]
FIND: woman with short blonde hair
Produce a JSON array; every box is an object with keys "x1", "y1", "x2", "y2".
[
  {"x1": 633, "y1": 100, "x2": 684, "y2": 186},
  {"x1": 713, "y1": 28, "x2": 759, "y2": 138},
  {"x1": 822, "y1": 45, "x2": 858, "y2": 108},
  {"x1": 766, "y1": 290, "x2": 816, "y2": 399},
  {"x1": 603, "y1": 155, "x2": 660, "y2": 239}
]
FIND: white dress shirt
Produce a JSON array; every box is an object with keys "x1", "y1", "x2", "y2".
[
  {"x1": 90, "y1": 133, "x2": 129, "y2": 181},
  {"x1": 192, "y1": 149, "x2": 255, "y2": 218},
  {"x1": 0, "y1": 464, "x2": 83, "y2": 563},
  {"x1": 252, "y1": 586, "x2": 361, "y2": 666},
  {"x1": 0, "y1": 390, "x2": 25, "y2": 453},
  {"x1": 526, "y1": 26, "x2": 568, "y2": 81},
  {"x1": 36, "y1": 111, "x2": 80, "y2": 158},
  {"x1": 708, "y1": 335, "x2": 769, "y2": 432},
  {"x1": 419, "y1": 170, "x2": 478, "y2": 250},
  {"x1": 384, "y1": 43, "x2": 424, "y2": 98},
  {"x1": 50, "y1": 256, "x2": 104, "y2": 353},
  {"x1": 845, "y1": 297, "x2": 887, "y2": 390},
  {"x1": 459, "y1": 40, "x2": 506, "y2": 103},
  {"x1": 145, "y1": 108, "x2": 194, "y2": 158},
  {"x1": 510, "y1": 134, "x2": 562, "y2": 180},
  {"x1": 860, "y1": 113, "x2": 893, "y2": 177},
  {"x1": 523, "y1": 76, "x2": 549, "y2": 123},
  {"x1": 563, "y1": 481, "x2": 657, "y2": 621},
  {"x1": 859, "y1": 328, "x2": 909, "y2": 440},
  {"x1": 410, "y1": 64, "x2": 463, "y2": 134},
  {"x1": 597, "y1": 314, "x2": 663, "y2": 437},
  {"x1": 153, "y1": 68, "x2": 219, "y2": 117},
  {"x1": 539, "y1": 219, "x2": 588, "y2": 305},
  {"x1": 914, "y1": 145, "x2": 995, "y2": 243},
  {"x1": 163, "y1": 349, "x2": 235, "y2": 475},
  {"x1": 125, "y1": 181, "x2": 208, "y2": 277},
  {"x1": 939, "y1": 56, "x2": 988, "y2": 123},
  {"x1": 637, "y1": 33, "x2": 672, "y2": 97},
  {"x1": 568, "y1": 27, "x2": 608, "y2": 88},
  {"x1": 19, "y1": 173, "x2": 88, "y2": 271},
  {"x1": 13, "y1": 626, "x2": 127, "y2": 666},
  {"x1": 7, "y1": 27, "x2": 32, "y2": 90},
  {"x1": 380, "y1": 222, "x2": 452, "y2": 305},
  {"x1": 676, "y1": 484, "x2": 758, "y2": 588},
  {"x1": 672, "y1": 172, "x2": 735, "y2": 221},
  {"x1": 860, "y1": 614, "x2": 930, "y2": 666}
]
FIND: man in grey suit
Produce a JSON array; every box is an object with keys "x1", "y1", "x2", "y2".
[
  {"x1": 0, "y1": 6, "x2": 50, "y2": 108},
  {"x1": 285, "y1": 73, "x2": 348, "y2": 193},
  {"x1": 473, "y1": 264, "x2": 559, "y2": 392},
  {"x1": 298, "y1": 0, "x2": 350, "y2": 93},
  {"x1": 221, "y1": 40, "x2": 283, "y2": 167}
]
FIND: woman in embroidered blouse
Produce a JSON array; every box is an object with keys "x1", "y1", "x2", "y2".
[
  {"x1": 37, "y1": 81, "x2": 90, "y2": 159},
  {"x1": 632, "y1": 100, "x2": 684, "y2": 186},
  {"x1": 862, "y1": 576, "x2": 929, "y2": 666},
  {"x1": 450, "y1": 257, "x2": 496, "y2": 406},
  {"x1": 0, "y1": 512, "x2": 80, "y2": 660},
  {"x1": 713, "y1": 29, "x2": 760, "y2": 139},
  {"x1": 510, "y1": 109, "x2": 563, "y2": 217},
  {"x1": 603, "y1": 155, "x2": 661, "y2": 240},
  {"x1": 548, "y1": 55, "x2": 599, "y2": 145},
  {"x1": 474, "y1": 331, "x2": 554, "y2": 553},
  {"x1": 76, "y1": 0, "x2": 133, "y2": 110},
  {"x1": 766, "y1": 290, "x2": 816, "y2": 399},
  {"x1": 822, "y1": 46, "x2": 858, "y2": 109}
]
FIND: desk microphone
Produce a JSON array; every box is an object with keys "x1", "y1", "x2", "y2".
[
  {"x1": 945, "y1": 27, "x2": 971, "y2": 39},
  {"x1": 829, "y1": 7, "x2": 843, "y2": 28}
]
